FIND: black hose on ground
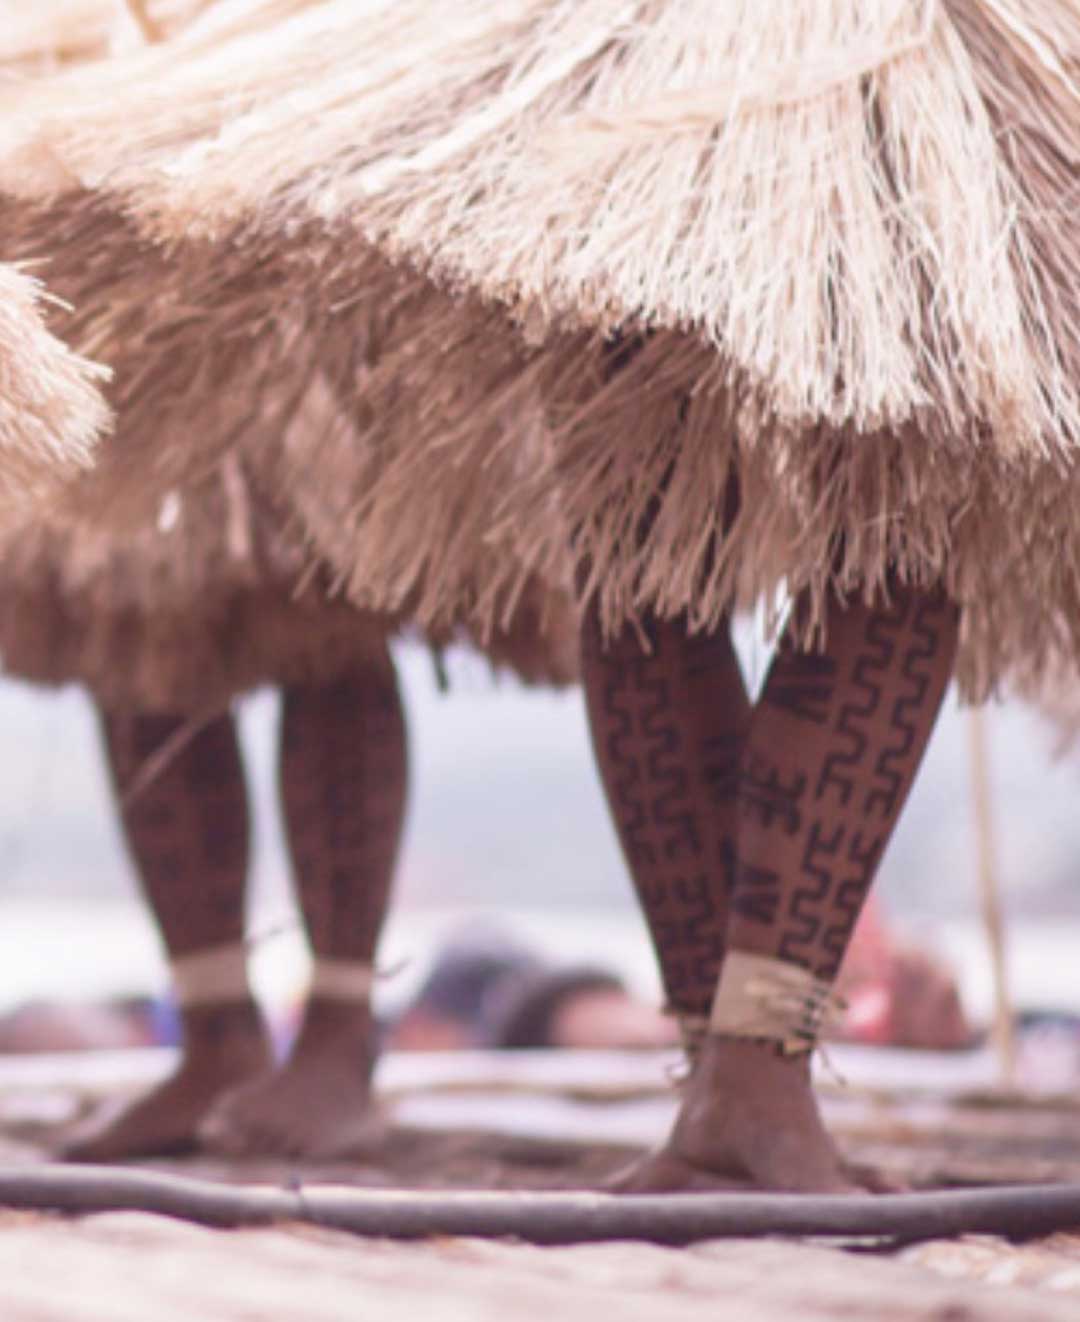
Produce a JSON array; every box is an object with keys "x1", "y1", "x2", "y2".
[{"x1": 1, "y1": 1167, "x2": 1080, "y2": 1245}]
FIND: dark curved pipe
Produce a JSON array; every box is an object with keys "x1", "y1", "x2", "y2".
[{"x1": 1, "y1": 1167, "x2": 1080, "y2": 1245}]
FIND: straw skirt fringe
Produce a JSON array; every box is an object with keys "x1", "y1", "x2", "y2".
[
  {"x1": 257, "y1": 285, "x2": 1080, "y2": 701},
  {"x1": 247, "y1": 328, "x2": 580, "y2": 688},
  {"x1": 7, "y1": 1, "x2": 1080, "y2": 693},
  {"x1": 0, "y1": 454, "x2": 401, "y2": 713},
  {"x1": 1, "y1": 196, "x2": 332, "y2": 526},
  {"x1": 37, "y1": 0, "x2": 1079, "y2": 462}
]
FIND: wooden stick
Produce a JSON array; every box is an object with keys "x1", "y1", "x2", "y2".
[
  {"x1": 967, "y1": 708, "x2": 1017, "y2": 1087},
  {"x1": 121, "y1": 0, "x2": 162, "y2": 44}
]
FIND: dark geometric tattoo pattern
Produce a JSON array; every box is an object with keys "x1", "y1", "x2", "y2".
[
  {"x1": 729, "y1": 584, "x2": 958, "y2": 982},
  {"x1": 100, "y1": 657, "x2": 408, "y2": 984},
  {"x1": 581, "y1": 608, "x2": 748, "y2": 1016},
  {"x1": 762, "y1": 651, "x2": 838, "y2": 726},
  {"x1": 279, "y1": 665, "x2": 407, "y2": 965},
  {"x1": 99, "y1": 708, "x2": 250, "y2": 959}
]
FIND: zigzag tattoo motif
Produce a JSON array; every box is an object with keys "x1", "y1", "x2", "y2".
[
  {"x1": 820, "y1": 829, "x2": 884, "y2": 978},
  {"x1": 863, "y1": 593, "x2": 949, "y2": 821},
  {"x1": 777, "y1": 819, "x2": 843, "y2": 966},
  {"x1": 731, "y1": 854, "x2": 782, "y2": 926},
  {"x1": 816, "y1": 599, "x2": 906, "y2": 809},
  {"x1": 282, "y1": 681, "x2": 406, "y2": 958},
  {"x1": 598, "y1": 647, "x2": 729, "y2": 1009},
  {"x1": 700, "y1": 730, "x2": 742, "y2": 805},
  {"x1": 762, "y1": 650, "x2": 837, "y2": 725},
  {"x1": 737, "y1": 589, "x2": 952, "y2": 978},
  {"x1": 742, "y1": 752, "x2": 807, "y2": 835},
  {"x1": 108, "y1": 712, "x2": 248, "y2": 943}
]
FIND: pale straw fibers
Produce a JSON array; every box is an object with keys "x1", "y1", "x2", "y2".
[
  {"x1": 4, "y1": 1, "x2": 1080, "y2": 692},
  {"x1": 0, "y1": 5, "x2": 394, "y2": 709},
  {"x1": 0, "y1": 261, "x2": 108, "y2": 513},
  {"x1": 0, "y1": 3, "x2": 577, "y2": 696}
]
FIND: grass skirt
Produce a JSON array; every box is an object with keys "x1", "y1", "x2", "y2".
[
  {"x1": 8, "y1": 1, "x2": 1080, "y2": 693},
  {"x1": 0, "y1": 453, "x2": 400, "y2": 712}
]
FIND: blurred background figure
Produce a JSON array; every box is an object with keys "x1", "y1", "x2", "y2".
[
  {"x1": 834, "y1": 899, "x2": 974, "y2": 1051},
  {"x1": 386, "y1": 927, "x2": 676, "y2": 1053},
  {"x1": 0, "y1": 905, "x2": 975, "y2": 1058}
]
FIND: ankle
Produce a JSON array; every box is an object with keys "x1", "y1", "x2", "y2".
[
  {"x1": 690, "y1": 1033, "x2": 813, "y2": 1099},
  {"x1": 292, "y1": 996, "x2": 376, "y2": 1056},
  {"x1": 664, "y1": 1004, "x2": 711, "y2": 1063},
  {"x1": 179, "y1": 999, "x2": 270, "y2": 1066}
]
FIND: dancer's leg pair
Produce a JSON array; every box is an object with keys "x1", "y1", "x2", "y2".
[
  {"x1": 66, "y1": 650, "x2": 406, "y2": 1160},
  {"x1": 582, "y1": 580, "x2": 957, "y2": 1191}
]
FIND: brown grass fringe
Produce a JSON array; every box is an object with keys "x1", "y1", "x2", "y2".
[
  {"x1": 252, "y1": 305, "x2": 579, "y2": 688},
  {"x1": 0, "y1": 0, "x2": 214, "y2": 71},
  {"x1": 5, "y1": 0, "x2": 1080, "y2": 695},
  {"x1": 283, "y1": 290, "x2": 1080, "y2": 702},
  {"x1": 0, "y1": 451, "x2": 400, "y2": 711},
  {"x1": 3, "y1": 195, "x2": 303, "y2": 524}
]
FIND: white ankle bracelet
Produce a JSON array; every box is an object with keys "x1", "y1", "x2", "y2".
[
  {"x1": 709, "y1": 949, "x2": 843, "y2": 1056},
  {"x1": 171, "y1": 942, "x2": 251, "y2": 1008},
  {"x1": 308, "y1": 959, "x2": 375, "y2": 1002}
]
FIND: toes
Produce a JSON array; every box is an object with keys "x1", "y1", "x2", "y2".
[
  {"x1": 198, "y1": 1074, "x2": 382, "y2": 1160},
  {"x1": 199, "y1": 1100, "x2": 296, "y2": 1159},
  {"x1": 60, "y1": 1118, "x2": 199, "y2": 1163},
  {"x1": 198, "y1": 1113, "x2": 255, "y2": 1157}
]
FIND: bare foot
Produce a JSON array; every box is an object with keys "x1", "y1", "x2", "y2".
[
  {"x1": 61, "y1": 1000, "x2": 271, "y2": 1161},
  {"x1": 199, "y1": 998, "x2": 384, "y2": 1159},
  {"x1": 611, "y1": 1036, "x2": 861, "y2": 1194}
]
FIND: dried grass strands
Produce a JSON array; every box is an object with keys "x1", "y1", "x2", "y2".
[
  {"x1": 1, "y1": 194, "x2": 338, "y2": 526},
  {"x1": 122, "y1": 0, "x2": 163, "y2": 43},
  {"x1": 53, "y1": 0, "x2": 1079, "y2": 464},
  {"x1": 312, "y1": 296, "x2": 1080, "y2": 701},
  {"x1": 0, "y1": 233, "x2": 577, "y2": 695},
  {"x1": 0, "y1": 2, "x2": 578, "y2": 688},
  {"x1": 528, "y1": 329, "x2": 1080, "y2": 703},
  {"x1": 0, "y1": 0, "x2": 212, "y2": 72},
  {"x1": 255, "y1": 279, "x2": 579, "y2": 687},
  {"x1": 0, "y1": 0, "x2": 272, "y2": 523},
  {"x1": 0, "y1": 261, "x2": 108, "y2": 512},
  {"x1": 0, "y1": 444, "x2": 396, "y2": 712},
  {"x1": 9, "y1": 0, "x2": 1080, "y2": 693},
  {"x1": 0, "y1": 0, "x2": 397, "y2": 198},
  {"x1": 0, "y1": 1, "x2": 119, "y2": 69},
  {"x1": 7, "y1": 0, "x2": 1079, "y2": 464}
]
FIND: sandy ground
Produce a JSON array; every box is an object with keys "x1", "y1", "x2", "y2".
[
  {"x1": 6, "y1": 1213, "x2": 1080, "y2": 1322},
  {"x1": 0, "y1": 1047, "x2": 1079, "y2": 1319}
]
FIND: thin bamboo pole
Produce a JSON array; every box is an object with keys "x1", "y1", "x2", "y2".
[{"x1": 967, "y1": 708, "x2": 1016, "y2": 1087}]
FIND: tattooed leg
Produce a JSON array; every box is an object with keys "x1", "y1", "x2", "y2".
[
  {"x1": 63, "y1": 709, "x2": 271, "y2": 1161},
  {"x1": 640, "y1": 582, "x2": 958, "y2": 1192},
  {"x1": 581, "y1": 605, "x2": 749, "y2": 1052},
  {"x1": 202, "y1": 650, "x2": 407, "y2": 1159}
]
